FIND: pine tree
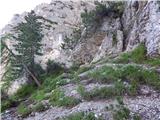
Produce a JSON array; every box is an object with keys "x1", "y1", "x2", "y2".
[{"x1": 13, "y1": 11, "x2": 43, "y2": 81}]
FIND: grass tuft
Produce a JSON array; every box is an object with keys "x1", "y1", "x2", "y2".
[{"x1": 49, "y1": 88, "x2": 80, "y2": 107}]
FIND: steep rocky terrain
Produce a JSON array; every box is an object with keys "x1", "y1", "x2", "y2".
[{"x1": 1, "y1": 0, "x2": 160, "y2": 120}]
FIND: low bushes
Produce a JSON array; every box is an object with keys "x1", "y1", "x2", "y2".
[
  {"x1": 77, "y1": 81, "x2": 126, "y2": 100},
  {"x1": 61, "y1": 112, "x2": 104, "y2": 120},
  {"x1": 46, "y1": 59, "x2": 64, "y2": 75},
  {"x1": 30, "y1": 90, "x2": 47, "y2": 102},
  {"x1": 32, "y1": 103, "x2": 46, "y2": 112},
  {"x1": 114, "y1": 44, "x2": 160, "y2": 67},
  {"x1": 49, "y1": 88, "x2": 80, "y2": 108},
  {"x1": 88, "y1": 65, "x2": 160, "y2": 91},
  {"x1": 17, "y1": 103, "x2": 31, "y2": 118},
  {"x1": 11, "y1": 84, "x2": 36, "y2": 101}
]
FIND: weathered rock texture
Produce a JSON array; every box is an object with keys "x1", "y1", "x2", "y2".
[
  {"x1": 1, "y1": 1, "x2": 160, "y2": 94},
  {"x1": 122, "y1": 0, "x2": 160, "y2": 57},
  {"x1": 0, "y1": 1, "x2": 95, "y2": 68},
  {"x1": 1, "y1": 1, "x2": 160, "y2": 66}
]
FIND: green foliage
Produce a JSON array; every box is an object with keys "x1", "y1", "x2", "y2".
[
  {"x1": 110, "y1": 97, "x2": 141, "y2": 120},
  {"x1": 77, "y1": 66, "x2": 92, "y2": 74},
  {"x1": 88, "y1": 66, "x2": 118, "y2": 83},
  {"x1": 144, "y1": 57, "x2": 160, "y2": 67},
  {"x1": 1, "y1": 65, "x2": 15, "y2": 90},
  {"x1": 61, "y1": 28, "x2": 81, "y2": 50},
  {"x1": 114, "y1": 44, "x2": 160, "y2": 67},
  {"x1": 34, "y1": 63, "x2": 45, "y2": 78},
  {"x1": 0, "y1": 33, "x2": 14, "y2": 53},
  {"x1": 81, "y1": 9, "x2": 97, "y2": 30},
  {"x1": 107, "y1": 1, "x2": 125, "y2": 18},
  {"x1": 46, "y1": 59, "x2": 64, "y2": 75},
  {"x1": 1, "y1": 99, "x2": 16, "y2": 112},
  {"x1": 77, "y1": 85, "x2": 86, "y2": 98},
  {"x1": 113, "y1": 106, "x2": 130, "y2": 120},
  {"x1": 81, "y1": 2, "x2": 107, "y2": 30},
  {"x1": 133, "y1": 115, "x2": 141, "y2": 120},
  {"x1": 11, "y1": 84, "x2": 36, "y2": 100},
  {"x1": 32, "y1": 103, "x2": 46, "y2": 112},
  {"x1": 89, "y1": 65, "x2": 160, "y2": 91},
  {"x1": 78, "y1": 83, "x2": 126, "y2": 100},
  {"x1": 128, "y1": 80, "x2": 139, "y2": 96},
  {"x1": 30, "y1": 90, "x2": 46, "y2": 102},
  {"x1": 49, "y1": 88, "x2": 80, "y2": 107},
  {"x1": 62, "y1": 112, "x2": 103, "y2": 120},
  {"x1": 130, "y1": 44, "x2": 147, "y2": 63},
  {"x1": 115, "y1": 44, "x2": 147, "y2": 63},
  {"x1": 69, "y1": 62, "x2": 80, "y2": 72},
  {"x1": 17, "y1": 103, "x2": 31, "y2": 117},
  {"x1": 81, "y1": 2, "x2": 124, "y2": 31},
  {"x1": 42, "y1": 75, "x2": 64, "y2": 92},
  {"x1": 12, "y1": 11, "x2": 43, "y2": 78}
]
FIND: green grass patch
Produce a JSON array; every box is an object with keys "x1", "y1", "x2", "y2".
[
  {"x1": 9, "y1": 84, "x2": 36, "y2": 102},
  {"x1": 32, "y1": 102, "x2": 46, "y2": 112},
  {"x1": 89, "y1": 65, "x2": 160, "y2": 90},
  {"x1": 42, "y1": 75, "x2": 64, "y2": 92},
  {"x1": 77, "y1": 81, "x2": 126, "y2": 100},
  {"x1": 77, "y1": 66, "x2": 92, "y2": 74},
  {"x1": 49, "y1": 88, "x2": 80, "y2": 107},
  {"x1": 17, "y1": 103, "x2": 31, "y2": 118},
  {"x1": 61, "y1": 112, "x2": 104, "y2": 120},
  {"x1": 1, "y1": 99, "x2": 17, "y2": 112},
  {"x1": 30, "y1": 90, "x2": 47, "y2": 102},
  {"x1": 144, "y1": 58, "x2": 160, "y2": 67},
  {"x1": 111, "y1": 97, "x2": 141, "y2": 120},
  {"x1": 114, "y1": 44, "x2": 147, "y2": 64},
  {"x1": 113, "y1": 44, "x2": 160, "y2": 67}
]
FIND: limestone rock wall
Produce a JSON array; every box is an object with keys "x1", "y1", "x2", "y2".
[
  {"x1": 122, "y1": 0, "x2": 160, "y2": 57},
  {"x1": 1, "y1": 0, "x2": 160, "y2": 68},
  {"x1": 0, "y1": 1, "x2": 95, "y2": 68}
]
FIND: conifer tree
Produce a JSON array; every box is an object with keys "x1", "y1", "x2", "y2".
[{"x1": 13, "y1": 11, "x2": 43, "y2": 81}]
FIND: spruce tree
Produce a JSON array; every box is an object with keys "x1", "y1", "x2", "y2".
[{"x1": 13, "y1": 11, "x2": 43, "y2": 81}]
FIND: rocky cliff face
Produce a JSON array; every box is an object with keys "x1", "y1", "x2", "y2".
[
  {"x1": 122, "y1": 0, "x2": 160, "y2": 57},
  {"x1": 1, "y1": 1, "x2": 160, "y2": 119},
  {"x1": 1, "y1": 1, "x2": 160, "y2": 67},
  {"x1": 74, "y1": 0, "x2": 160, "y2": 63},
  {"x1": 1, "y1": 1, "x2": 160, "y2": 92},
  {"x1": 1, "y1": 1, "x2": 95, "y2": 68}
]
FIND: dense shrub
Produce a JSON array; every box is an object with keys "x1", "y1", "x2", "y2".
[
  {"x1": 17, "y1": 103, "x2": 31, "y2": 118},
  {"x1": 81, "y1": 2, "x2": 107, "y2": 30},
  {"x1": 34, "y1": 63, "x2": 45, "y2": 78},
  {"x1": 77, "y1": 82, "x2": 126, "y2": 100},
  {"x1": 49, "y1": 88, "x2": 80, "y2": 107},
  {"x1": 30, "y1": 90, "x2": 46, "y2": 102},
  {"x1": 46, "y1": 59, "x2": 64, "y2": 75},
  {"x1": 1, "y1": 99, "x2": 17, "y2": 112},
  {"x1": 81, "y1": 1, "x2": 124, "y2": 31},
  {"x1": 32, "y1": 103, "x2": 46, "y2": 112},
  {"x1": 89, "y1": 65, "x2": 160, "y2": 90},
  {"x1": 10, "y1": 84, "x2": 36, "y2": 101},
  {"x1": 113, "y1": 44, "x2": 160, "y2": 67}
]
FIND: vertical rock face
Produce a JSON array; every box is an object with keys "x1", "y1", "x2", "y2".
[
  {"x1": 1, "y1": 1, "x2": 95, "y2": 68},
  {"x1": 92, "y1": 17, "x2": 123, "y2": 62},
  {"x1": 122, "y1": 0, "x2": 160, "y2": 57},
  {"x1": 1, "y1": 0, "x2": 160, "y2": 95},
  {"x1": 1, "y1": 0, "x2": 160, "y2": 67}
]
